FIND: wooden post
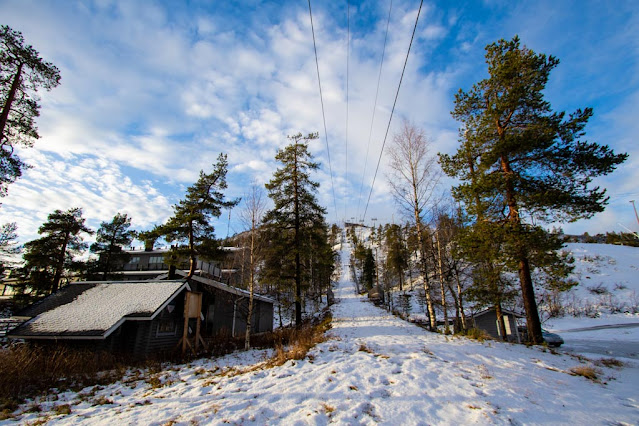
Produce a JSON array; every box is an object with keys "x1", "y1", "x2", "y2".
[{"x1": 179, "y1": 291, "x2": 203, "y2": 355}]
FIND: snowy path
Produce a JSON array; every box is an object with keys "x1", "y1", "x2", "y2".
[{"x1": 7, "y1": 246, "x2": 639, "y2": 425}]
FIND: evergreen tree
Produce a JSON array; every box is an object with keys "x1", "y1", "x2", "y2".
[
  {"x1": 153, "y1": 153, "x2": 239, "y2": 278},
  {"x1": 0, "y1": 25, "x2": 61, "y2": 196},
  {"x1": 21, "y1": 208, "x2": 92, "y2": 295},
  {"x1": 263, "y1": 133, "x2": 327, "y2": 327},
  {"x1": 88, "y1": 213, "x2": 136, "y2": 280},
  {"x1": 385, "y1": 224, "x2": 408, "y2": 291},
  {"x1": 362, "y1": 248, "x2": 376, "y2": 290},
  {"x1": 440, "y1": 36, "x2": 627, "y2": 343},
  {"x1": 0, "y1": 222, "x2": 19, "y2": 276}
]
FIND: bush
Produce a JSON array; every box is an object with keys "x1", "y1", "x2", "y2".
[
  {"x1": 0, "y1": 344, "x2": 153, "y2": 412},
  {"x1": 457, "y1": 328, "x2": 491, "y2": 342},
  {"x1": 569, "y1": 365, "x2": 601, "y2": 382}
]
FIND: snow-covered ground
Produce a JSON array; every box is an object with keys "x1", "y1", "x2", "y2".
[
  {"x1": 6, "y1": 243, "x2": 639, "y2": 425},
  {"x1": 556, "y1": 243, "x2": 639, "y2": 316}
]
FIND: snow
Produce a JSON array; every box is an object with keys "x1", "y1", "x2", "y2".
[
  {"x1": 557, "y1": 243, "x2": 639, "y2": 316},
  {"x1": 5, "y1": 243, "x2": 639, "y2": 424},
  {"x1": 26, "y1": 281, "x2": 187, "y2": 335}
]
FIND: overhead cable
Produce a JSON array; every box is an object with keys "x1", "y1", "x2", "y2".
[
  {"x1": 362, "y1": 0, "x2": 424, "y2": 221},
  {"x1": 356, "y1": 0, "x2": 394, "y2": 221},
  {"x1": 308, "y1": 0, "x2": 339, "y2": 222}
]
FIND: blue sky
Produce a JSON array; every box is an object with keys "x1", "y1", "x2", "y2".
[{"x1": 0, "y1": 0, "x2": 637, "y2": 246}]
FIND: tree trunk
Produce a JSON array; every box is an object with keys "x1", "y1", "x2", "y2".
[
  {"x1": 500, "y1": 153, "x2": 543, "y2": 344},
  {"x1": 436, "y1": 232, "x2": 449, "y2": 334},
  {"x1": 0, "y1": 63, "x2": 23, "y2": 142},
  {"x1": 454, "y1": 266, "x2": 467, "y2": 330},
  {"x1": 187, "y1": 222, "x2": 196, "y2": 279},
  {"x1": 293, "y1": 147, "x2": 302, "y2": 327},
  {"x1": 415, "y1": 222, "x2": 437, "y2": 331},
  {"x1": 519, "y1": 255, "x2": 543, "y2": 344},
  {"x1": 52, "y1": 231, "x2": 70, "y2": 293},
  {"x1": 245, "y1": 228, "x2": 255, "y2": 350}
]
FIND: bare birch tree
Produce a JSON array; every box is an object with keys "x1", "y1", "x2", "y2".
[
  {"x1": 239, "y1": 183, "x2": 267, "y2": 350},
  {"x1": 387, "y1": 120, "x2": 441, "y2": 331}
]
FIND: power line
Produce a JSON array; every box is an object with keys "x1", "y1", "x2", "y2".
[
  {"x1": 308, "y1": 0, "x2": 339, "y2": 222},
  {"x1": 362, "y1": 0, "x2": 424, "y2": 221},
  {"x1": 356, "y1": 0, "x2": 393, "y2": 221},
  {"x1": 345, "y1": 0, "x2": 350, "y2": 223}
]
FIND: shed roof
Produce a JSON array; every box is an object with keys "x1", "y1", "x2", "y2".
[
  {"x1": 9, "y1": 280, "x2": 189, "y2": 340},
  {"x1": 471, "y1": 308, "x2": 525, "y2": 319},
  {"x1": 168, "y1": 269, "x2": 275, "y2": 304}
]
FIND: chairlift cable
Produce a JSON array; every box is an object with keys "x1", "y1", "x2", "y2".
[
  {"x1": 362, "y1": 0, "x2": 424, "y2": 221},
  {"x1": 356, "y1": 0, "x2": 394, "y2": 221},
  {"x1": 308, "y1": 0, "x2": 339, "y2": 223}
]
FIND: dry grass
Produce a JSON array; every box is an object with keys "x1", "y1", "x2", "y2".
[
  {"x1": 358, "y1": 343, "x2": 374, "y2": 353},
  {"x1": 52, "y1": 404, "x2": 72, "y2": 416},
  {"x1": 594, "y1": 358, "x2": 624, "y2": 368},
  {"x1": 267, "y1": 311, "x2": 332, "y2": 367},
  {"x1": 0, "y1": 344, "x2": 164, "y2": 413},
  {"x1": 458, "y1": 328, "x2": 491, "y2": 342},
  {"x1": 569, "y1": 365, "x2": 602, "y2": 382},
  {"x1": 321, "y1": 402, "x2": 335, "y2": 415}
]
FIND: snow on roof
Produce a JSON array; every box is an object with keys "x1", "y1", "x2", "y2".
[
  {"x1": 11, "y1": 280, "x2": 188, "y2": 339},
  {"x1": 171, "y1": 270, "x2": 275, "y2": 304}
]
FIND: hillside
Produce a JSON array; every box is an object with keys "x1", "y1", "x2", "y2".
[
  {"x1": 5, "y1": 243, "x2": 638, "y2": 425},
  {"x1": 558, "y1": 243, "x2": 639, "y2": 316}
]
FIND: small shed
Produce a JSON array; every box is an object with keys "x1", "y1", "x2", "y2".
[
  {"x1": 470, "y1": 308, "x2": 524, "y2": 343},
  {"x1": 8, "y1": 280, "x2": 190, "y2": 356}
]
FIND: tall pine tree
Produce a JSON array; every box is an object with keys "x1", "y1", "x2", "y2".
[
  {"x1": 263, "y1": 133, "x2": 327, "y2": 327},
  {"x1": 440, "y1": 36, "x2": 627, "y2": 343},
  {"x1": 21, "y1": 208, "x2": 92, "y2": 295},
  {"x1": 153, "y1": 153, "x2": 238, "y2": 278},
  {"x1": 1, "y1": 25, "x2": 61, "y2": 196},
  {"x1": 88, "y1": 213, "x2": 136, "y2": 280}
]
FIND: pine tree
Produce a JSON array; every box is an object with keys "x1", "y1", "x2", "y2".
[
  {"x1": 440, "y1": 36, "x2": 627, "y2": 343},
  {"x1": 1, "y1": 25, "x2": 61, "y2": 196},
  {"x1": 88, "y1": 213, "x2": 136, "y2": 280},
  {"x1": 154, "y1": 153, "x2": 238, "y2": 278},
  {"x1": 263, "y1": 133, "x2": 327, "y2": 327},
  {"x1": 21, "y1": 208, "x2": 92, "y2": 295},
  {"x1": 385, "y1": 224, "x2": 408, "y2": 292},
  {"x1": 362, "y1": 248, "x2": 376, "y2": 290},
  {"x1": 0, "y1": 222, "x2": 19, "y2": 276}
]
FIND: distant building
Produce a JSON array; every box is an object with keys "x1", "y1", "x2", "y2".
[{"x1": 109, "y1": 246, "x2": 233, "y2": 282}]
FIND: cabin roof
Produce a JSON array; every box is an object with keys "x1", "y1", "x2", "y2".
[{"x1": 9, "y1": 280, "x2": 189, "y2": 339}]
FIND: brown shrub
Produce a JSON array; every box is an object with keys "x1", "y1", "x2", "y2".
[
  {"x1": 570, "y1": 365, "x2": 601, "y2": 382},
  {"x1": 594, "y1": 358, "x2": 624, "y2": 368},
  {"x1": 0, "y1": 343, "x2": 156, "y2": 412}
]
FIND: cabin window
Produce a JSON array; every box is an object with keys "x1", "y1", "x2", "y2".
[
  {"x1": 149, "y1": 256, "x2": 164, "y2": 264},
  {"x1": 128, "y1": 256, "x2": 140, "y2": 264},
  {"x1": 157, "y1": 320, "x2": 177, "y2": 336}
]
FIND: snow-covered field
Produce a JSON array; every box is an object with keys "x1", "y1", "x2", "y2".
[{"x1": 5, "y1": 244, "x2": 639, "y2": 425}]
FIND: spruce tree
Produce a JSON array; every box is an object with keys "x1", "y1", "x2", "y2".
[
  {"x1": 440, "y1": 36, "x2": 627, "y2": 343},
  {"x1": 88, "y1": 213, "x2": 136, "y2": 280},
  {"x1": 263, "y1": 133, "x2": 327, "y2": 327},
  {"x1": 1, "y1": 25, "x2": 61, "y2": 196},
  {"x1": 21, "y1": 208, "x2": 92, "y2": 295},
  {"x1": 154, "y1": 153, "x2": 238, "y2": 278}
]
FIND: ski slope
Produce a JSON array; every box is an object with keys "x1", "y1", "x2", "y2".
[{"x1": 6, "y1": 243, "x2": 639, "y2": 425}]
